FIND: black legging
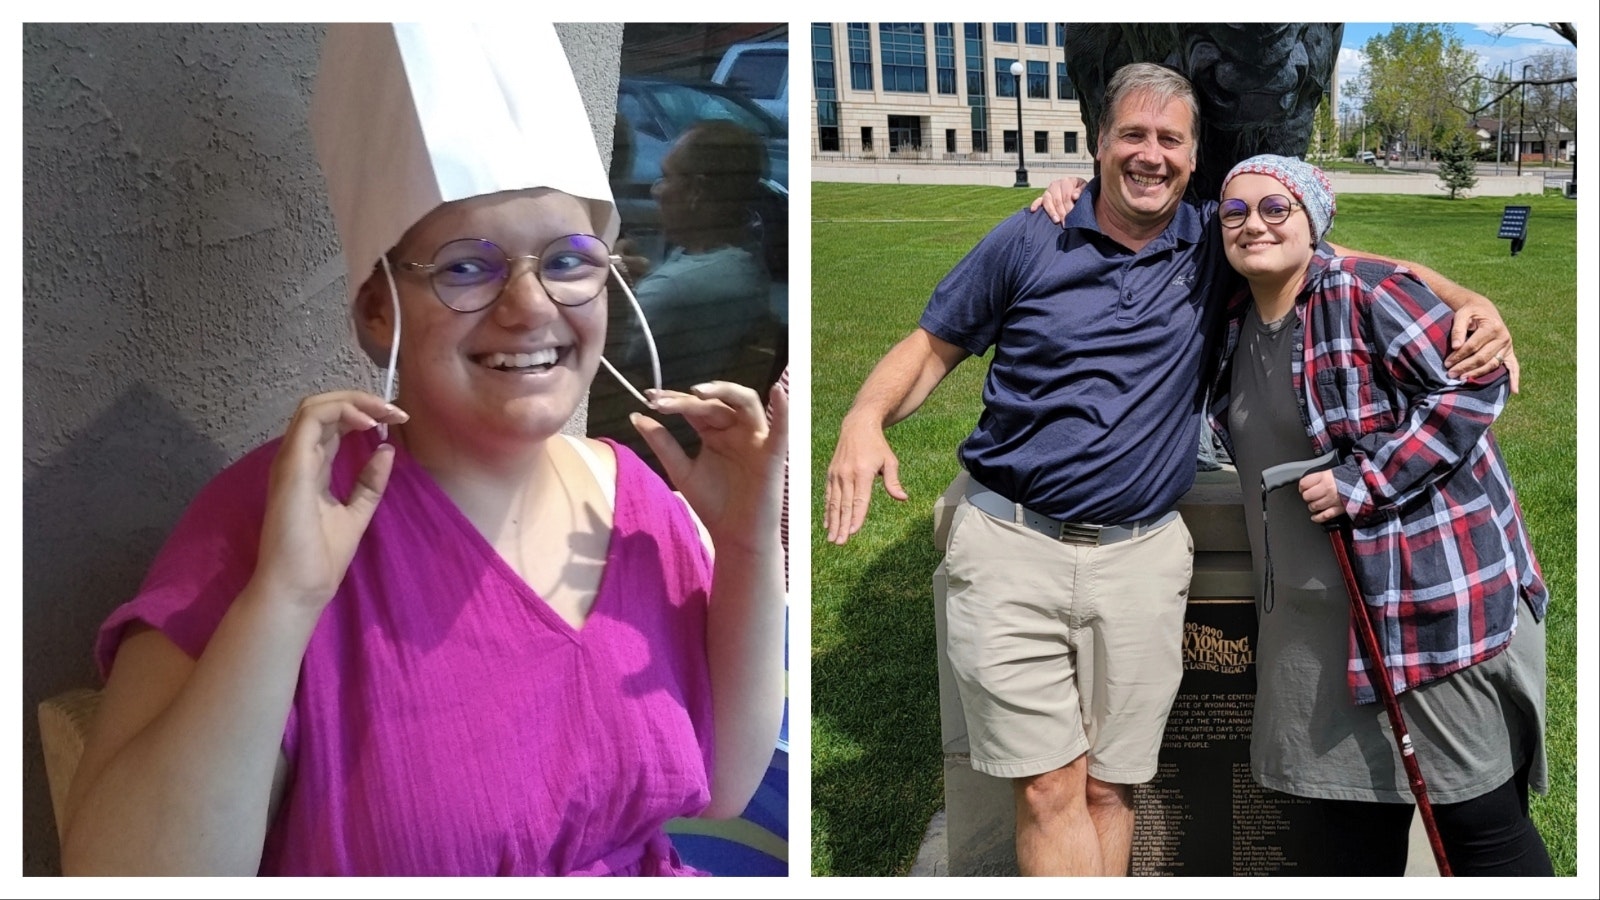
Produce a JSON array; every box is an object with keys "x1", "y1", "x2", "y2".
[{"x1": 1307, "y1": 762, "x2": 1552, "y2": 876}]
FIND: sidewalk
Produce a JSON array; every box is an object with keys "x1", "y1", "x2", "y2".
[{"x1": 906, "y1": 806, "x2": 1441, "y2": 876}]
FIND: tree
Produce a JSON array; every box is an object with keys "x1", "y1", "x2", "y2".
[
  {"x1": 1358, "y1": 24, "x2": 1477, "y2": 167},
  {"x1": 1311, "y1": 92, "x2": 1337, "y2": 161},
  {"x1": 1436, "y1": 131, "x2": 1478, "y2": 198},
  {"x1": 1525, "y1": 48, "x2": 1578, "y2": 165}
]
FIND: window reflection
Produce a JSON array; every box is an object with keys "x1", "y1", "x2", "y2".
[{"x1": 590, "y1": 24, "x2": 789, "y2": 478}]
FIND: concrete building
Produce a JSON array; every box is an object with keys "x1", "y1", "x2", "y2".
[{"x1": 810, "y1": 22, "x2": 1092, "y2": 170}]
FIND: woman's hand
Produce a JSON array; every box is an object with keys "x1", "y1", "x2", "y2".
[
  {"x1": 253, "y1": 391, "x2": 409, "y2": 610},
  {"x1": 1299, "y1": 469, "x2": 1345, "y2": 524},
  {"x1": 1027, "y1": 176, "x2": 1089, "y2": 224},
  {"x1": 631, "y1": 381, "x2": 787, "y2": 551}
]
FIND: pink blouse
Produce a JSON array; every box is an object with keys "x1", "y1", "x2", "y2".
[{"x1": 97, "y1": 430, "x2": 716, "y2": 875}]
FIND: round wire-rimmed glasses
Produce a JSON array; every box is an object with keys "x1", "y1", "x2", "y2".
[
  {"x1": 1219, "y1": 195, "x2": 1305, "y2": 229},
  {"x1": 396, "y1": 234, "x2": 616, "y2": 311}
]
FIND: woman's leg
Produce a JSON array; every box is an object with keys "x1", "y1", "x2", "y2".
[
  {"x1": 1433, "y1": 762, "x2": 1553, "y2": 876},
  {"x1": 1306, "y1": 798, "x2": 1412, "y2": 876}
]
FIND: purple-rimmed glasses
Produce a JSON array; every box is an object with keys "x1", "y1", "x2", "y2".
[
  {"x1": 397, "y1": 234, "x2": 614, "y2": 311},
  {"x1": 1219, "y1": 195, "x2": 1304, "y2": 229}
]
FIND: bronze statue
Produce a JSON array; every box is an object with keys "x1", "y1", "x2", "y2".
[{"x1": 1065, "y1": 24, "x2": 1343, "y2": 199}]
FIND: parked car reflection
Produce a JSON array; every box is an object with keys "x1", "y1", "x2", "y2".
[{"x1": 612, "y1": 76, "x2": 787, "y2": 278}]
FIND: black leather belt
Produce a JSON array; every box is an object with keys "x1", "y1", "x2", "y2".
[{"x1": 963, "y1": 478, "x2": 1178, "y2": 546}]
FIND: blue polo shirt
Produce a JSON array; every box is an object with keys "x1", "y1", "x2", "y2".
[{"x1": 919, "y1": 180, "x2": 1234, "y2": 523}]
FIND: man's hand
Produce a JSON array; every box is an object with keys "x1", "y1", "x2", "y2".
[
  {"x1": 1444, "y1": 297, "x2": 1519, "y2": 393},
  {"x1": 1026, "y1": 176, "x2": 1089, "y2": 225},
  {"x1": 824, "y1": 417, "x2": 908, "y2": 545},
  {"x1": 1333, "y1": 242, "x2": 1522, "y2": 396},
  {"x1": 610, "y1": 236, "x2": 654, "y2": 284}
]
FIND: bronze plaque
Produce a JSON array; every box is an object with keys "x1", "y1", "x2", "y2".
[{"x1": 1131, "y1": 597, "x2": 1317, "y2": 876}]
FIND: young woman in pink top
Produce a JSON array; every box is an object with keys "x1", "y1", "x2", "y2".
[{"x1": 59, "y1": 24, "x2": 787, "y2": 876}]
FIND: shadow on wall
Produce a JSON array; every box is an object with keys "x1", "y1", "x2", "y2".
[{"x1": 22, "y1": 386, "x2": 230, "y2": 874}]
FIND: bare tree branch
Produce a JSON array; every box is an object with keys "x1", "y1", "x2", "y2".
[
  {"x1": 1453, "y1": 74, "x2": 1576, "y2": 119},
  {"x1": 1489, "y1": 22, "x2": 1576, "y2": 46}
]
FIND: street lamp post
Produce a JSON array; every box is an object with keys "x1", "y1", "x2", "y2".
[
  {"x1": 1496, "y1": 63, "x2": 1507, "y2": 173},
  {"x1": 1568, "y1": 79, "x2": 1577, "y2": 192},
  {"x1": 1010, "y1": 60, "x2": 1028, "y2": 187},
  {"x1": 1517, "y1": 63, "x2": 1530, "y2": 177}
]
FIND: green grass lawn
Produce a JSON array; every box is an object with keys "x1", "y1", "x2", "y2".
[{"x1": 809, "y1": 183, "x2": 1579, "y2": 876}]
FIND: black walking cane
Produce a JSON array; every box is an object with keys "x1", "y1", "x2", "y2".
[{"x1": 1261, "y1": 452, "x2": 1453, "y2": 877}]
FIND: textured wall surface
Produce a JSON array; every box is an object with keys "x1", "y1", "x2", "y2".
[{"x1": 21, "y1": 22, "x2": 621, "y2": 876}]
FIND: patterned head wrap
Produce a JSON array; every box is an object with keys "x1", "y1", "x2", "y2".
[{"x1": 1221, "y1": 154, "x2": 1335, "y2": 243}]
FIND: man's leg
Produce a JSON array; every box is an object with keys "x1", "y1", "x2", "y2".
[
  {"x1": 1013, "y1": 755, "x2": 1103, "y2": 875},
  {"x1": 943, "y1": 497, "x2": 1097, "y2": 872},
  {"x1": 1074, "y1": 515, "x2": 1193, "y2": 875},
  {"x1": 1085, "y1": 776, "x2": 1134, "y2": 875},
  {"x1": 1013, "y1": 761, "x2": 1134, "y2": 875}
]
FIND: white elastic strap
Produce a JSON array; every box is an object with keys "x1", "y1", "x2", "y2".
[
  {"x1": 598, "y1": 260, "x2": 662, "y2": 407},
  {"x1": 377, "y1": 256, "x2": 403, "y2": 441}
]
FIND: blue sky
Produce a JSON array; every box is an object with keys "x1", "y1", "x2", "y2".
[{"x1": 1335, "y1": 22, "x2": 1577, "y2": 108}]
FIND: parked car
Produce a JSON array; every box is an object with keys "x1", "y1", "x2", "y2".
[
  {"x1": 612, "y1": 76, "x2": 788, "y2": 277},
  {"x1": 1358, "y1": 150, "x2": 1376, "y2": 165},
  {"x1": 711, "y1": 41, "x2": 788, "y2": 127}
]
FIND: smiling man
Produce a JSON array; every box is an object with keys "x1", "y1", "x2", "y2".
[{"x1": 822, "y1": 62, "x2": 1512, "y2": 877}]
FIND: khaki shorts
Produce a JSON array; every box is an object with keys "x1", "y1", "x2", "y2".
[{"x1": 941, "y1": 490, "x2": 1192, "y2": 783}]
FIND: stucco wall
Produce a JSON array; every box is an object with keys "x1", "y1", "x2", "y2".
[{"x1": 21, "y1": 22, "x2": 622, "y2": 876}]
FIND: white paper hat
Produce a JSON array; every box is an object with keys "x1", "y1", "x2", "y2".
[{"x1": 311, "y1": 22, "x2": 621, "y2": 354}]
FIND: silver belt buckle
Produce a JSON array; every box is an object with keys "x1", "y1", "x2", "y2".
[{"x1": 1057, "y1": 521, "x2": 1103, "y2": 545}]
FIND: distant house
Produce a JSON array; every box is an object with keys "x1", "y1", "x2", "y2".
[
  {"x1": 1472, "y1": 117, "x2": 1575, "y2": 164},
  {"x1": 1472, "y1": 114, "x2": 1574, "y2": 164},
  {"x1": 1470, "y1": 117, "x2": 1497, "y2": 155}
]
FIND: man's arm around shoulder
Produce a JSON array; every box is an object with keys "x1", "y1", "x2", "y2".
[{"x1": 1327, "y1": 242, "x2": 1518, "y2": 392}]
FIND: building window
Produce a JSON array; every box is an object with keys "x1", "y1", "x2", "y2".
[
  {"x1": 934, "y1": 23, "x2": 957, "y2": 95},
  {"x1": 1055, "y1": 23, "x2": 1066, "y2": 46},
  {"x1": 861, "y1": 126, "x2": 873, "y2": 152},
  {"x1": 965, "y1": 23, "x2": 988, "y2": 154},
  {"x1": 1025, "y1": 23, "x2": 1047, "y2": 46},
  {"x1": 995, "y1": 57, "x2": 1018, "y2": 98},
  {"x1": 878, "y1": 23, "x2": 928, "y2": 93},
  {"x1": 813, "y1": 23, "x2": 840, "y2": 152},
  {"x1": 1034, "y1": 130, "x2": 1049, "y2": 154},
  {"x1": 1002, "y1": 130, "x2": 1018, "y2": 154},
  {"x1": 966, "y1": 67, "x2": 985, "y2": 97},
  {"x1": 1064, "y1": 131, "x2": 1078, "y2": 154},
  {"x1": 1027, "y1": 60, "x2": 1048, "y2": 99},
  {"x1": 1057, "y1": 62, "x2": 1076, "y2": 101},
  {"x1": 847, "y1": 23, "x2": 873, "y2": 91},
  {"x1": 946, "y1": 129, "x2": 957, "y2": 152},
  {"x1": 992, "y1": 23, "x2": 1016, "y2": 44}
]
